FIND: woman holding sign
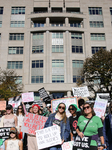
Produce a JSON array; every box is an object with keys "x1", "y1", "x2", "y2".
[
  {"x1": 44, "y1": 102, "x2": 70, "y2": 150},
  {"x1": 27, "y1": 104, "x2": 40, "y2": 150},
  {"x1": 75, "y1": 102, "x2": 106, "y2": 150}
]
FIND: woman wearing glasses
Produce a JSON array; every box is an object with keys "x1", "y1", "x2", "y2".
[
  {"x1": 68, "y1": 104, "x2": 80, "y2": 141},
  {"x1": 44, "y1": 102, "x2": 70, "y2": 150},
  {"x1": 16, "y1": 105, "x2": 25, "y2": 139},
  {"x1": 76, "y1": 102, "x2": 106, "y2": 150}
]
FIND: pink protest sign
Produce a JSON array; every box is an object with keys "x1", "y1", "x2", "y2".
[
  {"x1": 21, "y1": 113, "x2": 47, "y2": 135},
  {"x1": 22, "y1": 92, "x2": 34, "y2": 102}
]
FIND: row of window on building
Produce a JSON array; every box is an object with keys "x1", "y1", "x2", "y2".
[
  {"x1": 7, "y1": 60, "x2": 84, "y2": 83},
  {"x1": 0, "y1": 7, "x2": 112, "y2": 28},
  {"x1": 0, "y1": 7, "x2": 112, "y2": 15},
  {"x1": 0, "y1": 32, "x2": 106, "y2": 54}
]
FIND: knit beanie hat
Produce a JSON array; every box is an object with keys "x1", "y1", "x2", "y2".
[{"x1": 69, "y1": 104, "x2": 80, "y2": 112}]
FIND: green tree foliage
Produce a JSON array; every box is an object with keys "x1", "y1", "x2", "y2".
[
  {"x1": 81, "y1": 49, "x2": 112, "y2": 97},
  {"x1": 0, "y1": 68, "x2": 23, "y2": 100}
]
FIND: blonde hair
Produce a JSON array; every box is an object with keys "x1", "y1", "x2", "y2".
[{"x1": 58, "y1": 103, "x2": 67, "y2": 124}]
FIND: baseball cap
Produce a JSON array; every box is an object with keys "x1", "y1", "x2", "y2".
[{"x1": 6, "y1": 104, "x2": 13, "y2": 110}]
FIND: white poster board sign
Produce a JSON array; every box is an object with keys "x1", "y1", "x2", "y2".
[
  {"x1": 72, "y1": 86, "x2": 90, "y2": 97},
  {"x1": 21, "y1": 113, "x2": 47, "y2": 135},
  {"x1": 51, "y1": 97, "x2": 78, "y2": 117},
  {"x1": 22, "y1": 92, "x2": 34, "y2": 102},
  {"x1": 94, "y1": 98, "x2": 108, "y2": 118},
  {"x1": 62, "y1": 141, "x2": 73, "y2": 150},
  {"x1": 96, "y1": 93, "x2": 110, "y2": 101},
  {"x1": 36, "y1": 125, "x2": 62, "y2": 149}
]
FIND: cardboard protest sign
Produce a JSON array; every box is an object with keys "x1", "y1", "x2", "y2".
[
  {"x1": 94, "y1": 98, "x2": 107, "y2": 118},
  {"x1": 62, "y1": 141, "x2": 73, "y2": 150},
  {"x1": 21, "y1": 112, "x2": 47, "y2": 135},
  {"x1": 0, "y1": 101, "x2": 6, "y2": 110},
  {"x1": 36, "y1": 125, "x2": 62, "y2": 149},
  {"x1": 38, "y1": 87, "x2": 50, "y2": 103},
  {"x1": 22, "y1": 92, "x2": 34, "y2": 102},
  {"x1": 73, "y1": 136, "x2": 91, "y2": 150},
  {"x1": 0, "y1": 127, "x2": 11, "y2": 139},
  {"x1": 72, "y1": 86, "x2": 90, "y2": 97},
  {"x1": 51, "y1": 97, "x2": 78, "y2": 117},
  {"x1": 8, "y1": 96, "x2": 22, "y2": 113},
  {"x1": 96, "y1": 93, "x2": 110, "y2": 101}
]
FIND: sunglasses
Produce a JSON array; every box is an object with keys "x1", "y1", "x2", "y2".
[
  {"x1": 58, "y1": 106, "x2": 65, "y2": 110},
  {"x1": 83, "y1": 106, "x2": 90, "y2": 110},
  {"x1": 10, "y1": 132, "x2": 16, "y2": 134},
  {"x1": 68, "y1": 108, "x2": 74, "y2": 111}
]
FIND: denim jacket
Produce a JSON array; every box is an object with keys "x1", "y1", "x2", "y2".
[{"x1": 44, "y1": 112, "x2": 70, "y2": 141}]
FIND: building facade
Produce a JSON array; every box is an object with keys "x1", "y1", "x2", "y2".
[{"x1": 0, "y1": 0, "x2": 112, "y2": 100}]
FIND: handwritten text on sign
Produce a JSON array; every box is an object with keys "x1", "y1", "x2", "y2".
[
  {"x1": 22, "y1": 92, "x2": 34, "y2": 102},
  {"x1": 73, "y1": 136, "x2": 91, "y2": 150},
  {"x1": 51, "y1": 97, "x2": 77, "y2": 117},
  {"x1": 21, "y1": 113, "x2": 47, "y2": 135},
  {"x1": 72, "y1": 86, "x2": 90, "y2": 97},
  {"x1": 94, "y1": 99, "x2": 107, "y2": 118},
  {"x1": 36, "y1": 125, "x2": 62, "y2": 149},
  {"x1": 0, "y1": 127, "x2": 11, "y2": 139}
]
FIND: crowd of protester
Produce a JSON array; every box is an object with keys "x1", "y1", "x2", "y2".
[{"x1": 0, "y1": 98, "x2": 111, "y2": 150}]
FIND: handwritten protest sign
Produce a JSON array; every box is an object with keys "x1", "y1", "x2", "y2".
[
  {"x1": 51, "y1": 97, "x2": 78, "y2": 117},
  {"x1": 21, "y1": 113, "x2": 47, "y2": 135},
  {"x1": 72, "y1": 86, "x2": 90, "y2": 97},
  {"x1": 8, "y1": 96, "x2": 22, "y2": 113},
  {"x1": 0, "y1": 101, "x2": 6, "y2": 110},
  {"x1": 94, "y1": 98, "x2": 107, "y2": 118},
  {"x1": 36, "y1": 125, "x2": 62, "y2": 149},
  {"x1": 22, "y1": 92, "x2": 34, "y2": 102},
  {"x1": 73, "y1": 135, "x2": 91, "y2": 150},
  {"x1": 0, "y1": 127, "x2": 11, "y2": 139},
  {"x1": 38, "y1": 87, "x2": 51, "y2": 103},
  {"x1": 62, "y1": 141, "x2": 74, "y2": 150}
]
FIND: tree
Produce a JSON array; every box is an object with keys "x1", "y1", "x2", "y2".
[
  {"x1": 0, "y1": 68, "x2": 23, "y2": 100},
  {"x1": 80, "y1": 49, "x2": 112, "y2": 98}
]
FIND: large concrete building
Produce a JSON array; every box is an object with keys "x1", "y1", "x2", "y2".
[{"x1": 0, "y1": 0, "x2": 112, "y2": 101}]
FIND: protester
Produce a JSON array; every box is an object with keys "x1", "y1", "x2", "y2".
[
  {"x1": 0, "y1": 104, "x2": 17, "y2": 127},
  {"x1": 44, "y1": 102, "x2": 70, "y2": 150},
  {"x1": 68, "y1": 104, "x2": 80, "y2": 140},
  {"x1": 5, "y1": 127, "x2": 23, "y2": 150},
  {"x1": 28, "y1": 107, "x2": 33, "y2": 113},
  {"x1": 103, "y1": 101, "x2": 112, "y2": 150},
  {"x1": 76, "y1": 102, "x2": 106, "y2": 150},
  {"x1": 78, "y1": 98, "x2": 85, "y2": 110},
  {"x1": 16, "y1": 105, "x2": 25, "y2": 140},
  {"x1": 23, "y1": 105, "x2": 33, "y2": 150},
  {"x1": 42, "y1": 102, "x2": 51, "y2": 117},
  {"x1": 27, "y1": 104, "x2": 40, "y2": 150}
]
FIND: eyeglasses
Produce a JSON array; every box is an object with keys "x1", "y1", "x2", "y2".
[
  {"x1": 83, "y1": 106, "x2": 90, "y2": 110},
  {"x1": 58, "y1": 106, "x2": 65, "y2": 110}
]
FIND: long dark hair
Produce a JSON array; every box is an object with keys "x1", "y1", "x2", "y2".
[
  {"x1": 57, "y1": 103, "x2": 67, "y2": 124},
  {"x1": 82, "y1": 102, "x2": 96, "y2": 117},
  {"x1": 16, "y1": 105, "x2": 25, "y2": 116},
  {"x1": 9, "y1": 127, "x2": 19, "y2": 139}
]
